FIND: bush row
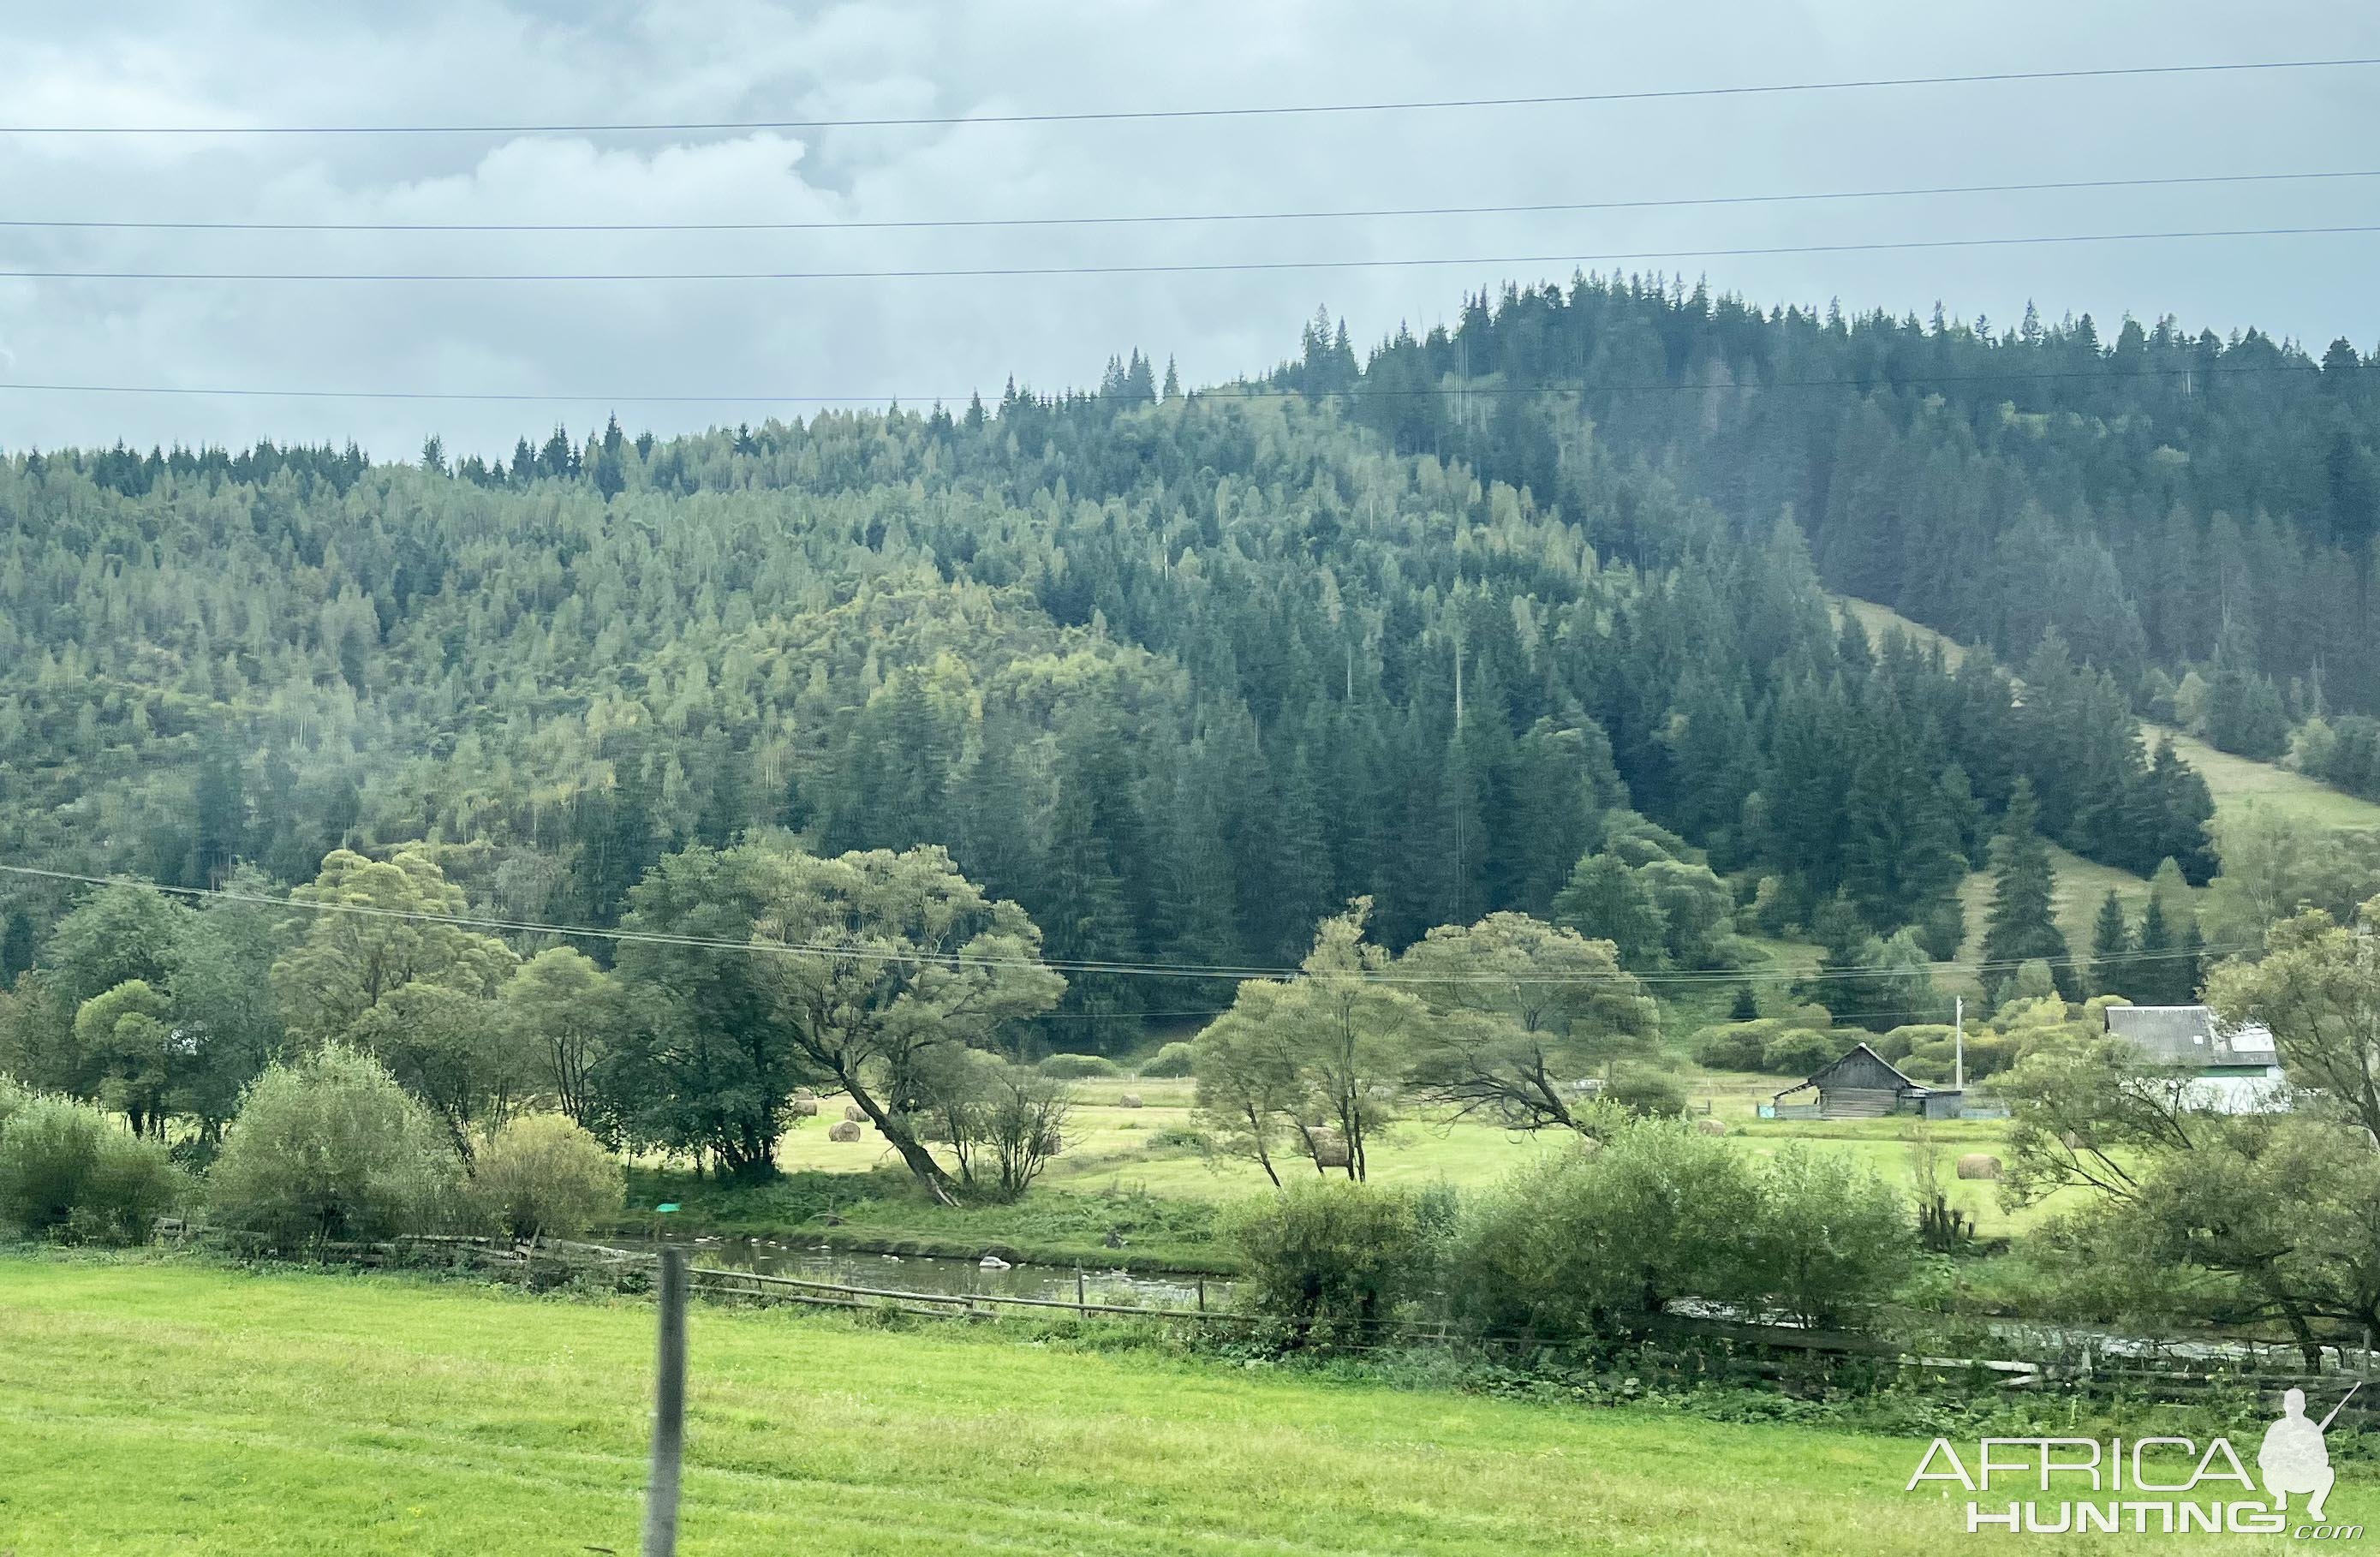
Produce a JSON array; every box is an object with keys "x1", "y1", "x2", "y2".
[
  {"x1": 1222, "y1": 1118, "x2": 1912, "y2": 1348},
  {"x1": 0, "y1": 1078, "x2": 182, "y2": 1243},
  {"x1": 1, "y1": 1050, "x2": 623, "y2": 1250}
]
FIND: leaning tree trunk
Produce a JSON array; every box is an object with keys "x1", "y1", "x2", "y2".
[{"x1": 844, "y1": 1080, "x2": 959, "y2": 1205}]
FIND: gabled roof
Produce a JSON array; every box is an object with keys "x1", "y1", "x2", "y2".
[
  {"x1": 2103, "y1": 1005, "x2": 2279, "y2": 1069},
  {"x1": 1775, "y1": 1041, "x2": 1926, "y2": 1100}
]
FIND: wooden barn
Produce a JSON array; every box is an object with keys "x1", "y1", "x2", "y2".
[{"x1": 1770, "y1": 1042, "x2": 1954, "y2": 1119}]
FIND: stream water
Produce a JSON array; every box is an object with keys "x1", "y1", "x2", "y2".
[{"x1": 611, "y1": 1235, "x2": 1226, "y2": 1310}]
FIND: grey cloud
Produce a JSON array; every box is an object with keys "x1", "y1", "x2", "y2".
[{"x1": 3, "y1": 0, "x2": 2377, "y2": 457}]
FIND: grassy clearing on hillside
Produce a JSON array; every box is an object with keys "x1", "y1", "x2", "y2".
[
  {"x1": 0, "y1": 1256, "x2": 2317, "y2": 1555},
  {"x1": 2149, "y1": 724, "x2": 2380, "y2": 832},
  {"x1": 1834, "y1": 593, "x2": 2380, "y2": 834},
  {"x1": 1952, "y1": 840, "x2": 2157, "y2": 979}
]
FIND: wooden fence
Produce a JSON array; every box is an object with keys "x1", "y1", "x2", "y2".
[{"x1": 179, "y1": 1226, "x2": 2380, "y2": 1420}]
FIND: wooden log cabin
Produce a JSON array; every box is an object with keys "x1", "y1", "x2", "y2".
[{"x1": 1770, "y1": 1041, "x2": 1958, "y2": 1120}]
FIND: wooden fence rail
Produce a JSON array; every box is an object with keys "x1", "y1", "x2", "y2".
[{"x1": 165, "y1": 1225, "x2": 2380, "y2": 1417}]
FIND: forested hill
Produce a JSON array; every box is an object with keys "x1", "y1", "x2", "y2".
[
  {"x1": 1289, "y1": 281, "x2": 2380, "y2": 739},
  {"x1": 0, "y1": 281, "x2": 2264, "y2": 1047}
]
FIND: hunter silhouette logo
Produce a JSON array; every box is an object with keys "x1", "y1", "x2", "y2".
[
  {"x1": 2261, "y1": 1384, "x2": 2354, "y2": 1524},
  {"x1": 1905, "y1": 1385, "x2": 2364, "y2": 1536}
]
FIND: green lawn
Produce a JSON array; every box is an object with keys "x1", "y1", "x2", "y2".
[{"x1": 0, "y1": 1256, "x2": 2320, "y2": 1554}]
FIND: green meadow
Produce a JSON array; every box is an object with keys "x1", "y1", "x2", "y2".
[{"x1": 0, "y1": 1256, "x2": 2331, "y2": 1555}]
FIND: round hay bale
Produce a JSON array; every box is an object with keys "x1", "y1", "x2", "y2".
[
  {"x1": 1955, "y1": 1153, "x2": 2002, "y2": 1181},
  {"x1": 793, "y1": 1087, "x2": 816, "y2": 1103},
  {"x1": 1118, "y1": 1093, "x2": 1143, "y2": 1109},
  {"x1": 827, "y1": 1120, "x2": 862, "y2": 1143},
  {"x1": 1309, "y1": 1126, "x2": 1350, "y2": 1169},
  {"x1": 843, "y1": 1104, "x2": 866, "y2": 1123},
  {"x1": 790, "y1": 1097, "x2": 819, "y2": 1118},
  {"x1": 1696, "y1": 1118, "x2": 1728, "y2": 1136},
  {"x1": 1038, "y1": 1131, "x2": 1064, "y2": 1157},
  {"x1": 2059, "y1": 1130, "x2": 2091, "y2": 1150}
]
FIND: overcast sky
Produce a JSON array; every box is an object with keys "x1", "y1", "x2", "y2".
[{"x1": 3, "y1": 0, "x2": 2378, "y2": 459}]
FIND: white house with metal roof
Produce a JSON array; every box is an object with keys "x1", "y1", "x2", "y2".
[{"x1": 2102, "y1": 1004, "x2": 2290, "y2": 1113}]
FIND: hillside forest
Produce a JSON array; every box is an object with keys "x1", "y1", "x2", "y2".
[{"x1": 6, "y1": 276, "x2": 2380, "y2": 1148}]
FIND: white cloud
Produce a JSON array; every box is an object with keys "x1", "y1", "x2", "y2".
[{"x1": 3, "y1": 0, "x2": 2377, "y2": 457}]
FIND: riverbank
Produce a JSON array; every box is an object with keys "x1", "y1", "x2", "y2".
[{"x1": 602, "y1": 1167, "x2": 1241, "y2": 1274}]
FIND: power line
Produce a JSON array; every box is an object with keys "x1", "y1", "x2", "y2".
[
  {"x1": 7, "y1": 222, "x2": 2378, "y2": 283},
  {"x1": 3, "y1": 57, "x2": 2373, "y2": 135},
  {"x1": 0, "y1": 860, "x2": 2247, "y2": 987},
  {"x1": 0, "y1": 359, "x2": 2352, "y2": 411},
  {"x1": 10, "y1": 167, "x2": 2380, "y2": 235}
]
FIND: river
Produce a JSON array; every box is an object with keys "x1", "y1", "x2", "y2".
[{"x1": 611, "y1": 1235, "x2": 1228, "y2": 1310}]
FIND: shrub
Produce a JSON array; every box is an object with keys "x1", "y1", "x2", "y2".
[
  {"x1": 1603, "y1": 1064, "x2": 1689, "y2": 1119},
  {"x1": 0, "y1": 1093, "x2": 180, "y2": 1244},
  {"x1": 1688, "y1": 1020, "x2": 1775, "y2": 1071},
  {"x1": 1038, "y1": 1052, "x2": 1122, "y2": 1079},
  {"x1": 471, "y1": 1113, "x2": 624, "y2": 1241},
  {"x1": 1449, "y1": 1123, "x2": 1913, "y2": 1340},
  {"x1": 1222, "y1": 1178, "x2": 1425, "y2": 1348},
  {"x1": 1759, "y1": 1028, "x2": 1840, "y2": 1077},
  {"x1": 1136, "y1": 1041, "x2": 1197, "y2": 1079},
  {"x1": 1450, "y1": 1122, "x2": 1760, "y2": 1339},
  {"x1": 1874, "y1": 1024, "x2": 1954, "y2": 1063},
  {"x1": 1903, "y1": 1029, "x2": 2019, "y2": 1084},
  {"x1": 1745, "y1": 1144, "x2": 1913, "y2": 1329},
  {"x1": 209, "y1": 1047, "x2": 461, "y2": 1247},
  {"x1": 73, "y1": 1130, "x2": 183, "y2": 1244}
]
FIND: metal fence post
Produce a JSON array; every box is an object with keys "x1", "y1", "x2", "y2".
[{"x1": 642, "y1": 1248, "x2": 688, "y2": 1557}]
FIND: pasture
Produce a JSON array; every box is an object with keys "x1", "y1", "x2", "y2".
[
  {"x1": 0, "y1": 1256, "x2": 2317, "y2": 1555},
  {"x1": 761, "y1": 1077, "x2": 2042, "y2": 1240}
]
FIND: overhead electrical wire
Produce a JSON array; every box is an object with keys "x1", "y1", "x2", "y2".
[
  {"x1": 6, "y1": 222, "x2": 2378, "y2": 283},
  {"x1": 0, "y1": 861, "x2": 2248, "y2": 987},
  {"x1": 9, "y1": 167, "x2": 2380, "y2": 235},
  {"x1": 0, "y1": 360, "x2": 2358, "y2": 410},
  {"x1": 2, "y1": 57, "x2": 2373, "y2": 135}
]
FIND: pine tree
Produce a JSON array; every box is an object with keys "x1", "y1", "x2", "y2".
[
  {"x1": 2134, "y1": 893, "x2": 2175, "y2": 1003},
  {"x1": 2176, "y1": 916, "x2": 2207, "y2": 1005},
  {"x1": 1980, "y1": 778, "x2": 2073, "y2": 1000},
  {"x1": 1801, "y1": 890, "x2": 1882, "y2": 1024},
  {"x1": 2088, "y1": 890, "x2": 2133, "y2": 998},
  {"x1": 186, "y1": 725, "x2": 248, "y2": 889},
  {"x1": 0, "y1": 907, "x2": 34, "y2": 988}
]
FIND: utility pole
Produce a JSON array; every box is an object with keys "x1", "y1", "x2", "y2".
[
  {"x1": 1953, "y1": 996, "x2": 1965, "y2": 1092},
  {"x1": 641, "y1": 1247, "x2": 689, "y2": 1557}
]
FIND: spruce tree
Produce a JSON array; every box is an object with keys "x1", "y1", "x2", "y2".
[
  {"x1": 0, "y1": 907, "x2": 34, "y2": 989},
  {"x1": 2135, "y1": 893, "x2": 2176, "y2": 1003},
  {"x1": 1800, "y1": 890, "x2": 1882, "y2": 1024},
  {"x1": 2088, "y1": 890, "x2": 2133, "y2": 998},
  {"x1": 1980, "y1": 778, "x2": 2073, "y2": 1000}
]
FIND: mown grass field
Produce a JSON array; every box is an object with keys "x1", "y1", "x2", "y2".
[
  {"x1": 0, "y1": 1256, "x2": 2326, "y2": 1555},
  {"x1": 710, "y1": 1075, "x2": 2045, "y2": 1243}
]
